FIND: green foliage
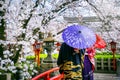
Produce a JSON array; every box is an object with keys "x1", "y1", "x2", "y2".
[
  {"x1": 0, "y1": 11, "x2": 5, "y2": 16},
  {"x1": 95, "y1": 51, "x2": 120, "y2": 59},
  {"x1": 26, "y1": 52, "x2": 120, "y2": 60},
  {"x1": 95, "y1": 53, "x2": 120, "y2": 59},
  {"x1": 52, "y1": 53, "x2": 59, "y2": 59},
  {"x1": 0, "y1": 44, "x2": 4, "y2": 58},
  {"x1": 95, "y1": 55, "x2": 120, "y2": 59},
  {"x1": 26, "y1": 54, "x2": 47, "y2": 60},
  {"x1": 115, "y1": 54, "x2": 120, "y2": 58},
  {"x1": 40, "y1": 54, "x2": 47, "y2": 58},
  {"x1": 0, "y1": 1, "x2": 6, "y2": 40},
  {"x1": 26, "y1": 53, "x2": 59, "y2": 60},
  {"x1": 96, "y1": 51, "x2": 112, "y2": 55},
  {"x1": 26, "y1": 55, "x2": 35, "y2": 60},
  {"x1": 0, "y1": 19, "x2": 6, "y2": 40}
]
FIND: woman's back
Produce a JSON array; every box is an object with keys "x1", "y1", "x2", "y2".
[{"x1": 57, "y1": 43, "x2": 84, "y2": 80}]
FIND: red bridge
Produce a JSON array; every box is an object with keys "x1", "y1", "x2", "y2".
[{"x1": 32, "y1": 67, "x2": 64, "y2": 80}]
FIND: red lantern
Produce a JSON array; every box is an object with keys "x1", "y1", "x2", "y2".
[
  {"x1": 110, "y1": 40, "x2": 116, "y2": 53},
  {"x1": 32, "y1": 40, "x2": 42, "y2": 66},
  {"x1": 55, "y1": 42, "x2": 61, "y2": 47},
  {"x1": 55, "y1": 42, "x2": 61, "y2": 51}
]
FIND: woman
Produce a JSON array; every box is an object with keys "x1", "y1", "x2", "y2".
[
  {"x1": 57, "y1": 42, "x2": 85, "y2": 80},
  {"x1": 82, "y1": 46, "x2": 96, "y2": 80}
]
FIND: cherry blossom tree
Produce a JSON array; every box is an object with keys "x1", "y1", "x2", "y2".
[
  {"x1": 0, "y1": 0, "x2": 81, "y2": 79},
  {"x1": 86, "y1": 0, "x2": 120, "y2": 41},
  {"x1": 0, "y1": 0, "x2": 120, "y2": 79}
]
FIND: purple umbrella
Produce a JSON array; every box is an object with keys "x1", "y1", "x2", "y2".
[{"x1": 62, "y1": 24, "x2": 96, "y2": 49}]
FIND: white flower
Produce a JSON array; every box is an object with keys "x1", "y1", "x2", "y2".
[
  {"x1": 16, "y1": 48, "x2": 19, "y2": 50},
  {"x1": 32, "y1": 72, "x2": 34, "y2": 75},
  {"x1": 18, "y1": 60, "x2": 22, "y2": 63},
  {"x1": 29, "y1": 67, "x2": 33, "y2": 70},
  {"x1": 11, "y1": 49, "x2": 14, "y2": 51},
  {"x1": 1, "y1": 67, "x2": 7, "y2": 71},
  {"x1": 12, "y1": 70, "x2": 17, "y2": 73},
  {"x1": 30, "y1": 64, "x2": 34, "y2": 67},
  {"x1": 23, "y1": 69, "x2": 26, "y2": 71},
  {"x1": 24, "y1": 64, "x2": 28, "y2": 70},
  {"x1": 9, "y1": 53, "x2": 13, "y2": 57},
  {"x1": 20, "y1": 58, "x2": 26, "y2": 62},
  {"x1": 33, "y1": 70, "x2": 38, "y2": 73},
  {"x1": 11, "y1": 61, "x2": 14, "y2": 66},
  {"x1": 3, "y1": 50, "x2": 10, "y2": 55},
  {"x1": 4, "y1": 54, "x2": 8, "y2": 58},
  {"x1": 1, "y1": 60, "x2": 5, "y2": 66},
  {"x1": 7, "y1": 58, "x2": 11, "y2": 62},
  {"x1": 26, "y1": 61, "x2": 30, "y2": 64}
]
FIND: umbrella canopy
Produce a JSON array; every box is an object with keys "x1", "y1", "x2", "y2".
[
  {"x1": 62, "y1": 24, "x2": 96, "y2": 49},
  {"x1": 94, "y1": 34, "x2": 106, "y2": 49}
]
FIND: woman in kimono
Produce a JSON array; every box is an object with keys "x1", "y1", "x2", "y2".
[
  {"x1": 57, "y1": 42, "x2": 85, "y2": 80},
  {"x1": 82, "y1": 46, "x2": 96, "y2": 80}
]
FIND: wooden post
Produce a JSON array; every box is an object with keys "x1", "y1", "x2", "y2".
[
  {"x1": 113, "y1": 51, "x2": 116, "y2": 70},
  {"x1": 108, "y1": 58, "x2": 111, "y2": 71},
  {"x1": 95, "y1": 58, "x2": 97, "y2": 71},
  {"x1": 101, "y1": 58, "x2": 104, "y2": 70}
]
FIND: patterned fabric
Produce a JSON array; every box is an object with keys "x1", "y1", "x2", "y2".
[
  {"x1": 82, "y1": 46, "x2": 96, "y2": 80},
  {"x1": 82, "y1": 55, "x2": 94, "y2": 80},
  {"x1": 80, "y1": 49, "x2": 85, "y2": 69},
  {"x1": 57, "y1": 43, "x2": 85, "y2": 80},
  {"x1": 60, "y1": 61, "x2": 82, "y2": 80},
  {"x1": 86, "y1": 46, "x2": 96, "y2": 71}
]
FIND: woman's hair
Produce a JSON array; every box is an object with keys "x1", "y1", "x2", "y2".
[{"x1": 57, "y1": 42, "x2": 74, "y2": 65}]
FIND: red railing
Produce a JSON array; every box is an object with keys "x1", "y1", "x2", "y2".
[{"x1": 32, "y1": 67, "x2": 64, "y2": 80}]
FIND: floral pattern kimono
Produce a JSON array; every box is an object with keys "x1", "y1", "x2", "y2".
[{"x1": 82, "y1": 46, "x2": 96, "y2": 80}]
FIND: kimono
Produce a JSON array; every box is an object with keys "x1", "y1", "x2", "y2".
[
  {"x1": 82, "y1": 46, "x2": 96, "y2": 80},
  {"x1": 57, "y1": 43, "x2": 85, "y2": 80}
]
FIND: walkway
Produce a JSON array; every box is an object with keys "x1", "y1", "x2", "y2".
[{"x1": 94, "y1": 73, "x2": 120, "y2": 80}]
